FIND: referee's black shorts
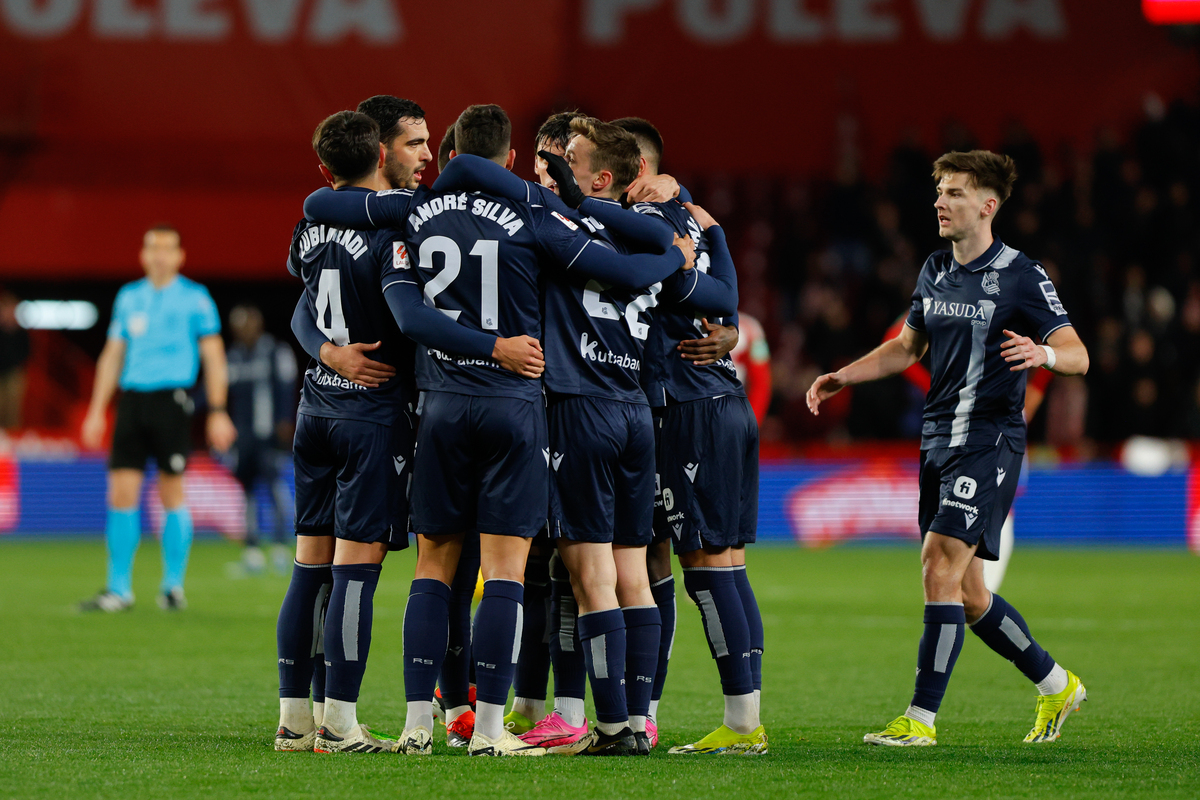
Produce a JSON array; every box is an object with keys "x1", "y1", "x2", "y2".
[{"x1": 110, "y1": 389, "x2": 194, "y2": 474}]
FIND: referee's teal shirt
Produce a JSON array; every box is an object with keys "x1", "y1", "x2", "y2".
[{"x1": 107, "y1": 276, "x2": 221, "y2": 391}]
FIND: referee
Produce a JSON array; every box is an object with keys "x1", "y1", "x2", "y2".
[{"x1": 80, "y1": 224, "x2": 237, "y2": 612}]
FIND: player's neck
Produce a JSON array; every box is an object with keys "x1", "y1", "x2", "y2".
[
  {"x1": 148, "y1": 272, "x2": 178, "y2": 290},
  {"x1": 336, "y1": 174, "x2": 389, "y2": 193},
  {"x1": 950, "y1": 228, "x2": 994, "y2": 268}
]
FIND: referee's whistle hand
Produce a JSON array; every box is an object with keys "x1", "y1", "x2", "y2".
[
  {"x1": 81, "y1": 410, "x2": 106, "y2": 450},
  {"x1": 207, "y1": 411, "x2": 237, "y2": 453}
]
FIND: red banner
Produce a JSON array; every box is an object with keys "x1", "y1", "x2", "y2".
[{"x1": 0, "y1": 0, "x2": 1195, "y2": 279}]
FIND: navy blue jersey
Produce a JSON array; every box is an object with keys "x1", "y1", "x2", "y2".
[
  {"x1": 636, "y1": 200, "x2": 745, "y2": 406},
  {"x1": 543, "y1": 198, "x2": 661, "y2": 404},
  {"x1": 382, "y1": 189, "x2": 595, "y2": 401},
  {"x1": 905, "y1": 238, "x2": 1073, "y2": 451},
  {"x1": 227, "y1": 332, "x2": 297, "y2": 443},
  {"x1": 287, "y1": 188, "x2": 416, "y2": 424}
]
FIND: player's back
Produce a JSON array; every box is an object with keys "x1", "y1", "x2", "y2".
[
  {"x1": 402, "y1": 189, "x2": 544, "y2": 401},
  {"x1": 288, "y1": 195, "x2": 414, "y2": 422},
  {"x1": 637, "y1": 200, "x2": 745, "y2": 406},
  {"x1": 542, "y1": 202, "x2": 659, "y2": 404}
]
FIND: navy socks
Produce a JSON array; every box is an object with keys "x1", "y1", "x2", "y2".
[
  {"x1": 683, "y1": 567, "x2": 754, "y2": 697},
  {"x1": 322, "y1": 563, "x2": 381, "y2": 704},
  {"x1": 439, "y1": 550, "x2": 479, "y2": 709},
  {"x1": 549, "y1": 557, "x2": 587, "y2": 702},
  {"x1": 514, "y1": 552, "x2": 552, "y2": 703},
  {"x1": 473, "y1": 579, "x2": 524, "y2": 706},
  {"x1": 910, "y1": 602, "x2": 966, "y2": 718},
  {"x1": 733, "y1": 566, "x2": 764, "y2": 693},
  {"x1": 650, "y1": 575, "x2": 676, "y2": 704},
  {"x1": 277, "y1": 561, "x2": 333, "y2": 699},
  {"x1": 622, "y1": 605, "x2": 661, "y2": 719},
  {"x1": 578, "y1": 609, "x2": 628, "y2": 725},
  {"x1": 970, "y1": 593, "x2": 1056, "y2": 684},
  {"x1": 404, "y1": 578, "x2": 452, "y2": 702}
]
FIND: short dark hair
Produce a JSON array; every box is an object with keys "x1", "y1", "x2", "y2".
[
  {"x1": 356, "y1": 95, "x2": 426, "y2": 146},
  {"x1": 453, "y1": 104, "x2": 511, "y2": 162},
  {"x1": 570, "y1": 116, "x2": 641, "y2": 190},
  {"x1": 932, "y1": 150, "x2": 1018, "y2": 204},
  {"x1": 536, "y1": 110, "x2": 582, "y2": 151},
  {"x1": 611, "y1": 117, "x2": 663, "y2": 170},
  {"x1": 312, "y1": 111, "x2": 380, "y2": 183},
  {"x1": 437, "y1": 122, "x2": 455, "y2": 172},
  {"x1": 145, "y1": 223, "x2": 180, "y2": 240}
]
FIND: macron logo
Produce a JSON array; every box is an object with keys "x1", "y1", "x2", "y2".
[
  {"x1": 393, "y1": 456, "x2": 406, "y2": 475},
  {"x1": 552, "y1": 452, "x2": 564, "y2": 471},
  {"x1": 672, "y1": 523, "x2": 683, "y2": 538},
  {"x1": 684, "y1": 463, "x2": 699, "y2": 483},
  {"x1": 964, "y1": 512, "x2": 978, "y2": 529},
  {"x1": 542, "y1": 448, "x2": 550, "y2": 466},
  {"x1": 997, "y1": 468, "x2": 1006, "y2": 486},
  {"x1": 934, "y1": 271, "x2": 947, "y2": 285}
]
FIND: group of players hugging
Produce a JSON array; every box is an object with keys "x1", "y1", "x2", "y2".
[
  {"x1": 273, "y1": 96, "x2": 767, "y2": 757},
  {"x1": 275, "y1": 88, "x2": 1092, "y2": 758}
]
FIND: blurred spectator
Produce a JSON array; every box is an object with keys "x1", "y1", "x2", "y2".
[
  {"x1": 225, "y1": 304, "x2": 298, "y2": 575},
  {"x1": 684, "y1": 96, "x2": 1200, "y2": 446},
  {"x1": 0, "y1": 291, "x2": 30, "y2": 429}
]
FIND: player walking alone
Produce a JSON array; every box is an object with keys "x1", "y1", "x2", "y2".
[{"x1": 807, "y1": 151, "x2": 1090, "y2": 746}]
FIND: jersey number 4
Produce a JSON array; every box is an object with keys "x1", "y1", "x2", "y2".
[
  {"x1": 420, "y1": 236, "x2": 501, "y2": 330},
  {"x1": 315, "y1": 269, "x2": 349, "y2": 346}
]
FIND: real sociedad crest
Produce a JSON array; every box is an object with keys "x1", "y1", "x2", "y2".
[{"x1": 982, "y1": 271, "x2": 1000, "y2": 295}]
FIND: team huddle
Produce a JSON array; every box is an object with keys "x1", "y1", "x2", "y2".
[
  {"x1": 274, "y1": 93, "x2": 1093, "y2": 758},
  {"x1": 275, "y1": 97, "x2": 764, "y2": 757}
]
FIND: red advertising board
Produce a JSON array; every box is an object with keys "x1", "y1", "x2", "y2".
[{"x1": 0, "y1": 0, "x2": 1195, "y2": 279}]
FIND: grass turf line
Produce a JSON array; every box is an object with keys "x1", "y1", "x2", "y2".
[{"x1": 0, "y1": 541, "x2": 1197, "y2": 798}]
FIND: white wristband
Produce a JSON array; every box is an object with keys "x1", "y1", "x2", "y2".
[{"x1": 1040, "y1": 345, "x2": 1056, "y2": 371}]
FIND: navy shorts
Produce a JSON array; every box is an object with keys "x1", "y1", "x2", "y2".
[
  {"x1": 918, "y1": 437, "x2": 1024, "y2": 561},
  {"x1": 653, "y1": 395, "x2": 759, "y2": 554},
  {"x1": 411, "y1": 391, "x2": 548, "y2": 538},
  {"x1": 293, "y1": 411, "x2": 413, "y2": 549},
  {"x1": 548, "y1": 395, "x2": 655, "y2": 547}
]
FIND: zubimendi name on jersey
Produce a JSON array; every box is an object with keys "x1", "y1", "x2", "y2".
[{"x1": 408, "y1": 193, "x2": 526, "y2": 237}]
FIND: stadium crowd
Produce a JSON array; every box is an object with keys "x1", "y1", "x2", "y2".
[{"x1": 673, "y1": 96, "x2": 1200, "y2": 450}]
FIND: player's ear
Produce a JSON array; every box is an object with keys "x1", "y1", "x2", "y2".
[
  {"x1": 504, "y1": 149, "x2": 516, "y2": 171},
  {"x1": 449, "y1": 149, "x2": 457, "y2": 160},
  {"x1": 637, "y1": 156, "x2": 647, "y2": 178},
  {"x1": 318, "y1": 163, "x2": 336, "y2": 188},
  {"x1": 598, "y1": 170, "x2": 614, "y2": 194},
  {"x1": 377, "y1": 142, "x2": 386, "y2": 169}
]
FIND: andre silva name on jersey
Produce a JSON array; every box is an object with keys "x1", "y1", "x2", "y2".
[{"x1": 407, "y1": 192, "x2": 525, "y2": 238}]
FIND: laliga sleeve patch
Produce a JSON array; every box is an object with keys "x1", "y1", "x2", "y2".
[
  {"x1": 1039, "y1": 281, "x2": 1067, "y2": 316},
  {"x1": 551, "y1": 211, "x2": 579, "y2": 231},
  {"x1": 393, "y1": 241, "x2": 411, "y2": 270}
]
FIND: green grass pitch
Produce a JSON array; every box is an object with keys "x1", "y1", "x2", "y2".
[{"x1": 1, "y1": 540, "x2": 1198, "y2": 798}]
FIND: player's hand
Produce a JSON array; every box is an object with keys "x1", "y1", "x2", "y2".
[
  {"x1": 625, "y1": 174, "x2": 679, "y2": 204},
  {"x1": 320, "y1": 341, "x2": 396, "y2": 388},
  {"x1": 493, "y1": 335, "x2": 545, "y2": 378},
  {"x1": 682, "y1": 202, "x2": 719, "y2": 230},
  {"x1": 673, "y1": 236, "x2": 696, "y2": 270},
  {"x1": 678, "y1": 319, "x2": 738, "y2": 366},
  {"x1": 207, "y1": 410, "x2": 238, "y2": 453},
  {"x1": 806, "y1": 372, "x2": 848, "y2": 415},
  {"x1": 81, "y1": 409, "x2": 106, "y2": 450},
  {"x1": 1001, "y1": 329, "x2": 1046, "y2": 372},
  {"x1": 537, "y1": 150, "x2": 585, "y2": 209}
]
